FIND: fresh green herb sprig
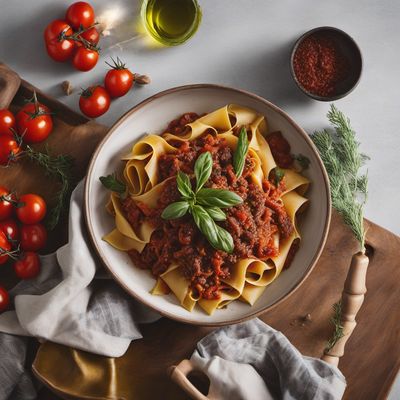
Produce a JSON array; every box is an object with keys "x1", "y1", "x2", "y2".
[
  {"x1": 311, "y1": 104, "x2": 369, "y2": 251},
  {"x1": 325, "y1": 301, "x2": 344, "y2": 352},
  {"x1": 25, "y1": 145, "x2": 75, "y2": 230},
  {"x1": 99, "y1": 174, "x2": 127, "y2": 198},
  {"x1": 161, "y1": 151, "x2": 243, "y2": 253}
]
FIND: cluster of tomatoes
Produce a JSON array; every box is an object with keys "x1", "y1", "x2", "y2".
[
  {"x1": 0, "y1": 95, "x2": 54, "y2": 166},
  {"x1": 79, "y1": 57, "x2": 135, "y2": 118},
  {"x1": 0, "y1": 187, "x2": 48, "y2": 313},
  {"x1": 44, "y1": 2, "x2": 100, "y2": 72}
]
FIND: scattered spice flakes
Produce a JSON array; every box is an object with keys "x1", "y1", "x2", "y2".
[{"x1": 290, "y1": 313, "x2": 313, "y2": 327}]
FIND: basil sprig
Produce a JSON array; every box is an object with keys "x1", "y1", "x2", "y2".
[
  {"x1": 161, "y1": 151, "x2": 242, "y2": 253},
  {"x1": 233, "y1": 127, "x2": 250, "y2": 177},
  {"x1": 100, "y1": 174, "x2": 127, "y2": 198}
]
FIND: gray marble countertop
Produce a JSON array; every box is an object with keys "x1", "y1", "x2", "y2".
[{"x1": 1, "y1": 0, "x2": 399, "y2": 398}]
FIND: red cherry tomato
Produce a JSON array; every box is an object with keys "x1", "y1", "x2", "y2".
[
  {"x1": 16, "y1": 194, "x2": 47, "y2": 225},
  {"x1": 16, "y1": 102, "x2": 53, "y2": 144},
  {"x1": 20, "y1": 224, "x2": 47, "y2": 252},
  {"x1": 0, "y1": 286, "x2": 10, "y2": 313},
  {"x1": 0, "y1": 231, "x2": 11, "y2": 265},
  {"x1": 0, "y1": 187, "x2": 14, "y2": 221},
  {"x1": 44, "y1": 19, "x2": 75, "y2": 62},
  {"x1": 0, "y1": 109, "x2": 16, "y2": 136},
  {"x1": 104, "y1": 58, "x2": 134, "y2": 98},
  {"x1": 72, "y1": 47, "x2": 99, "y2": 71},
  {"x1": 0, "y1": 136, "x2": 20, "y2": 165},
  {"x1": 66, "y1": 2, "x2": 95, "y2": 30},
  {"x1": 78, "y1": 26, "x2": 99, "y2": 46},
  {"x1": 79, "y1": 86, "x2": 110, "y2": 118},
  {"x1": 0, "y1": 219, "x2": 19, "y2": 242},
  {"x1": 14, "y1": 252, "x2": 41, "y2": 279}
]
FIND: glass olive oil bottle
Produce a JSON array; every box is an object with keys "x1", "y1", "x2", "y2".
[{"x1": 141, "y1": 0, "x2": 202, "y2": 46}]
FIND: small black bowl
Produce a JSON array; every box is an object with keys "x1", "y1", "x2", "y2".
[{"x1": 290, "y1": 26, "x2": 363, "y2": 101}]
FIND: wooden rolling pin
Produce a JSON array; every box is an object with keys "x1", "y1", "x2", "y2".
[{"x1": 168, "y1": 251, "x2": 370, "y2": 399}]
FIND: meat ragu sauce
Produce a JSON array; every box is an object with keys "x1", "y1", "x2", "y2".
[{"x1": 124, "y1": 113, "x2": 296, "y2": 300}]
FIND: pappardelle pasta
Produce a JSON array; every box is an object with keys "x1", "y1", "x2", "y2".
[{"x1": 101, "y1": 105, "x2": 310, "y2": 315}]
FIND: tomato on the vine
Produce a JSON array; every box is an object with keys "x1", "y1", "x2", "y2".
[
  {"x1": 0, "y1": 231, "x2": 11, "y2": 265},
  {"x1": 0, "y1": 286, "x2": 10, "y2": 313},
  {"x1": 79, "y1": 86, "x2": 110, "y2": 118},
  {"x1": 72, "y1": 47, "x2": 99, "y2": 71},
  {"x1": 0, "y1": 187, "x2": 14, "y2": 221},
  {"x1": 0, "y1": 219, "x2": 19, "y2": 242},
  {"x1": 0, "y1": 109, "x2": 16, "y2": 136},
  {"x1": 66, "y1": 2, "x2": 95, "y2": 30},
  {"x1": 14, "y1": 252, "x2": 41, "y2": 279},
  {"x1": 16, "y1": 194, "x2": 47, "y2": 225},
  {"x1": 0, "y1": 136, "x2": 20, "y2": 165},
  {"x1": 78, "y1": 26, "x2": 99, "y2": 46},
  {"x1": 16, "y1": 100, "x2": 53, "y2": 144},
  {"x1": 104, "y1": 57, "x2": 134, "y2": 98},
  {"x1": 44, "y1": 19, "x2": 75, "y2": 62},
  {"x1": 20, "y1": 224, "x2": 47, "y2": 252}
]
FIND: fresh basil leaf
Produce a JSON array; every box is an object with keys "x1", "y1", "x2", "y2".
[
  {"x1": 214, "y1": 224, "x2": 234, "y2": 253},
  {"x1": 177, "y1": 171, "x2": 193, "y2": 198},
  {"x1": 274, "y1": 168, "x2": 285, "y2": 186},
  {"x1": 161, "y1": 201, "x2": 189, "y2": 219},
  {"x1": 194, "y1": 151, "x2": 212, "y2": 191},
  {"x1": 192, "y1": 205, "x2": 234, "y2": 253},
  {"x1": 99, "y1": 174, "x2": 126, "y2": 194},
  {"x1": 205, "y1": 206, "x2": 226, "y2": 221},
  {"x1": 233, "y1": 127, "x2": 249, "y2": 178},
  {"x1": 196, "y1": 188, "x2": 243, "y2": 208}
]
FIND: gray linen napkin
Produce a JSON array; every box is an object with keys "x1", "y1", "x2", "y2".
[{"x1": 191, "y1": 318, "x2": 346, "y2": 400}]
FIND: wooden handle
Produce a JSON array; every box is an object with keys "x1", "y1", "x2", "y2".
[
  {"x1": 0, "y1": 63, "x2": 21, "y2": 109},
  {"x1": 322, "y1": 251, "x2": 370, "y2": 366},
  {"x1": 168, "y1": 359, "x2": 214, "y2": 400}
]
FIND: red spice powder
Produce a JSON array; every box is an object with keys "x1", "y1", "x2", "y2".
[{"x1": 293, "y1": 33, "x2": 349, "y2": 97}]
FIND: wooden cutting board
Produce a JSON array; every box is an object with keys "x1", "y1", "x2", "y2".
[{"x1": 0, "y1": 64, "x2": 399, "y2": 400}]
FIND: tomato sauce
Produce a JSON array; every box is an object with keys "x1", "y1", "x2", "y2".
[{"x1": 125, "y1": 114, "x2": 295, "y2": 300}]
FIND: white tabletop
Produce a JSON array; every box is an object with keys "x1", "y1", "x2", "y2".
[{"x1": 1, "y1": 0, "x2": 399, "y2": 396}]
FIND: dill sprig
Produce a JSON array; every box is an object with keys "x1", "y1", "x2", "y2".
[
  {"x1": 311, "y1": 104, "x2": 369, "y2": 251},
  {"x1": 25, "y1": 145, "x2": 75, "y2": 230},
  {"x1": 325, "y1": 301, "x2": 344, "y2": 352}
]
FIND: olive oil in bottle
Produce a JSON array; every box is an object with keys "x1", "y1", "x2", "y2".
[{"x1": 141, "y1": 0, "x2": 202, "y2": 46}]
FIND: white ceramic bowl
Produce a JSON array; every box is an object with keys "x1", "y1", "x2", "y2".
[{"x1": 84, "y1": 85, "x2": 331, "y2": 326}]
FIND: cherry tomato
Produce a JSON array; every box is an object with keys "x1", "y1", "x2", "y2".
[
  {"x1": 104, "y1": 58, "x2": 134, "y2": 98},
  {"x1": 79, "y1": 86, "x2": 110, "y2": 118},
  {"x1": 0, "y1": 187, "x2": 14, "y2": 221},
  {"x1": 14, "y1": 252, "x2": 41, "y2": 279},
  {"x1": 0, "y1": 231, "x2": 11, "y2": 265},
  {"x1": 0, "y1": 109, "x2": 16, "y2": 136},
  {"x1": 0, "y1": 219, "x2": 19, "y2": 242},
  {"x1": 44, "y1": 19, "x2": 75, "y2": 62},
  {"x1": 0, "y1": 136, "x2": 20, "y2": 165},
  {"x1": 16, "y1": 194, "x2": 47, "y2": 225},
  {"x1": 78, "y1": 26, "x2": 99, "y2": 46},
  {"x1": 72, "y1": 47, "x2": 99, "y2": 71},
  {"x1": 66, "y1": 2, "x2": 95, "y2": 30},
  {"x1": 0, "y1": 286, "x2": 10, "y2": 313},
  {"x1": 20, "y1": 224, "x2": 47, "y2": 252},
  {"x1": 16, "y1": 102, "x2": 53, "y2": 143}
]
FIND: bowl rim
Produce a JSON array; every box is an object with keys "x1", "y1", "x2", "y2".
[
  {"x1": 84, "y1": 83, "x2": 332, "y2": 326},
  {"x1": 290, "y1": 26, "x2": 363, "y2": 101}
]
